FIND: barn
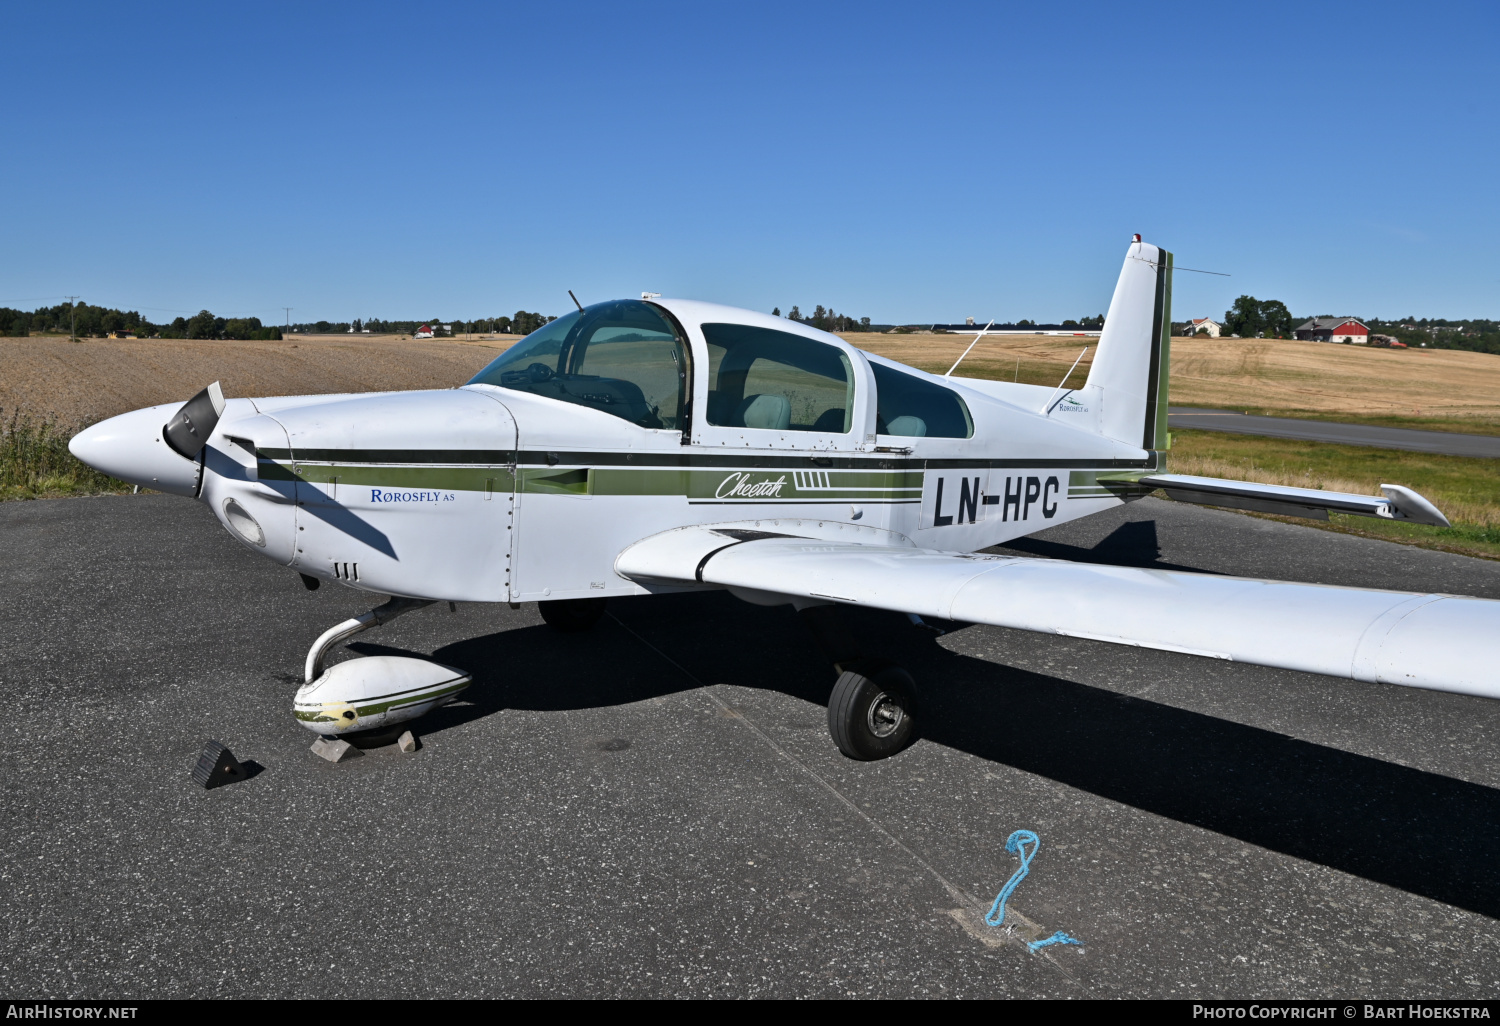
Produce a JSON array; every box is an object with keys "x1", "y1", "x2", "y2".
[{"x1": 1295, "y1": 317, "x2": 1369, "y2": 344}]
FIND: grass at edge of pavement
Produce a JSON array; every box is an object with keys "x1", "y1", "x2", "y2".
[
  {"x1": 0, "y1": 414, "x2": 132, "y2": 501},
  {"x1": 1166, "y1": 429, "x2": 1500, "y2": 560}
]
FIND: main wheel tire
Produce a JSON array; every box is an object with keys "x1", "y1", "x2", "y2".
[
  {"x1": 827, "y1": 660, "x2": 917, "y2": 761},
  {"x1": 539, "y1": 597, "x2": 606, "y2": 633}
]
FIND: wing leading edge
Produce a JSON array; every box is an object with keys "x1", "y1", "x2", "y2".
[{"x1": 616, "y1": 522, "x2": 1499, "y2": 701}]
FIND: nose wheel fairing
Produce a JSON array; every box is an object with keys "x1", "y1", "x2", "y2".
[{"x1": 294, "y1": 596, "x2": 471, "y2": 736}]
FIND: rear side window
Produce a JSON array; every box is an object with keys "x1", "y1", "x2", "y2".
[
  {"x1": 871, "y1": 363, "x2": 973, "y2": 438},
  {"x1": 701, "y1": 323, "x2": 853, "y2": 433}
]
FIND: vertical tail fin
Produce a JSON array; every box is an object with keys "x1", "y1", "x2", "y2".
[{"x1": 1083, "y1": 238, "x2": 1172, "y2": 451}]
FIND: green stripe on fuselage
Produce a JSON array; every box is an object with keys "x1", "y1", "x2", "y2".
[
  {"x1": 270, "y1": 460, "x2": 516, "y2": 492},
  {"x1": 264, "y1": 455, "x2": 1147, "y2": 503},
  {"x1": 594, "y1": 467, "x2": 923, "y2": 501},
  {"x1": 1068, "y1": 469, "x2": 1155, "y2": 500},
  {"x1": 269, "y1": 459, "x2": 923, "y2": 500}
]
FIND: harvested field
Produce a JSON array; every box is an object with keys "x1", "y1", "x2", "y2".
[
  {"x1": 0, "y1": 333, "x2": 517, "y2": 427},
  {"x1": 843, "y1": 332, "x2": 1500, "y2": 426},
  {"x1": 6, "y1": 327, "x2": 1500, "y2": 559},
  {"x1": 5, "y1": 330, "x2": 1500, "y2": 429}
]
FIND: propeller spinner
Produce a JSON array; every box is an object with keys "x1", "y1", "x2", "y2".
[{"x1": 69, "y1": 380, "x2": 228, "y2": 496}]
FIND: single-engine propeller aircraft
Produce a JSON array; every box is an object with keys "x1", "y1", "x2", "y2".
[{"x1": 71, "y1": 238, "x2": 1498, "y2": 760}]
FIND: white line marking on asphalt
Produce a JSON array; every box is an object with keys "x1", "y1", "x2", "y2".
[{"x1": 607, "y1": 611, "x2": 1086, "y2": 986}]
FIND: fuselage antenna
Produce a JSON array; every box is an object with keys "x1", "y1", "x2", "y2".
[
  {"x1": 1040, "y1": 347, "x2": 1091, "y2": 415},
  {"x1": 944, "y1": 320, "x2": 995, "y2": 378},
  {"x1": 569, "y1": 290, "x2": 584, "y2": 312}
]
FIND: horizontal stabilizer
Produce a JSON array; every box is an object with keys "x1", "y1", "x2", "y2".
[
  {"x1": 616, "y1": 523, "x2": 1496, "y2": 700},
  {"x1": 1140, "y1": 474, "x2": 1450, "y2": 526}
]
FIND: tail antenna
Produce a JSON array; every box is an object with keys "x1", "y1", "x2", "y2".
[{"x1": 944, "y1": 320, "x2": 995, "y2": 378}]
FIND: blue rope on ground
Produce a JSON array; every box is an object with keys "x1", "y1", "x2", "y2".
[
  {"x1": 983, "y1": 829, "x2": 1039, "y2": 927},
  {"x1": 1028, "y1": 931, "x2": 1083, "y2": 953},
  {"x1": 983, "y1": 828, "x2": 1084, "y2": 953}
]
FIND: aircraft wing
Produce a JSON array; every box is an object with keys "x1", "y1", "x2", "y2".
[{"x1": 616, "y1": 523, "x2": 1498, "y2": 701}]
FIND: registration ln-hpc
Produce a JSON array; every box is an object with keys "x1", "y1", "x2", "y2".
[{"x1": 70, "y1": 239, "x2": 1492, "y2": 759}]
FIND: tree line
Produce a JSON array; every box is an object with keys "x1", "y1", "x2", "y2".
[
  {"x1": 769, "y1": 307, "x2": 1107, "y2": 333},
  {"x1": 0, "y1": 301, "x2": 281, "y2": 340},
  {"x1": 773, "y1": 306, "x2": 874, "y2": 332},
  {"x1": 0, "y1": 301, "x2": 558, "y2": 340},
  {"x1": 8, "y1": 296, "x2": 1493, "y2": 354},
  {"x1": 294, "y1": 312, "x2": 555, "y2": 336},
  {"x1": 1368, "y1": 317, "x2": 1500, "y2": 355}
]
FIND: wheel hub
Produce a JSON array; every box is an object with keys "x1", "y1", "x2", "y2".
[{"x1": 866, "y1": 691, "x2": 905, "y2": 738}]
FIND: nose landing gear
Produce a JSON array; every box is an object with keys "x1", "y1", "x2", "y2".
[{"x1": 294, "y1": 596, "x2": 471, "y2": 738}]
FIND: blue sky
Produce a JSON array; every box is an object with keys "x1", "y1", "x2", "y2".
[{"x1": 3, "y1": 1, "x2": 1496, "y2": 325}]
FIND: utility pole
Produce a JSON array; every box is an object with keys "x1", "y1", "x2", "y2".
[
  {"x1": 64, "y1": 296, "x2": 79, "y2": 341},
  {"x1": 283, "y1": 308, "x2": 292, "y2": 334}
]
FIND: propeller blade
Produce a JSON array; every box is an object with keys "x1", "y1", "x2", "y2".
[{"x1": 162, "y1": 381, "x2": 227, "y2": 460}]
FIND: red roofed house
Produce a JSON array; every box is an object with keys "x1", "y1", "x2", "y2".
[
  {"x1": 1295, "y1": 317, "x2": 1369, "y2": 344},
  {"x1": 414, "y1": 325, "x2": 435, "y2": 338}
]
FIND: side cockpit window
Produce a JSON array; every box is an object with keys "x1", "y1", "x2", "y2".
[
  {"x1": 871, "y1": 362, "x2": 973, "y2": 438},
  {"x1": 467, "y1": 301, "x2": 687, "y2": 429},
  {"x1": 701, "y1": 323, "x2": 853, "y2": 433}
]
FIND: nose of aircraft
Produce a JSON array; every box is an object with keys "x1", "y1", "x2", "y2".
[{"x1": 69, "y1": 404, "x2": 206, "y2": 497}]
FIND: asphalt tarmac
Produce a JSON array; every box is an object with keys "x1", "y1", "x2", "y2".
[
  {"x1": 4, "y1": 493, "x2": 1500, "y2": 999},
  {"x1": 1167, "y1": 407, "x2": 1500, "y2": 457}
]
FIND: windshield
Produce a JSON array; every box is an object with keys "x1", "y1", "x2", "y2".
[{"x1": 468, "y1": 301, "x2": 688, "y2": 429}]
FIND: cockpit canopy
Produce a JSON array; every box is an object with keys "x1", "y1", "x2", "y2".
[{"x1": 469, "y1": 298, "x2": 972, "y2": 440}]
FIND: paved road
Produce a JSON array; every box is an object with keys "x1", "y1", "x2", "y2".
[
  {"x1": 1167, "y1": 406, "x2": 1500, "y2": 457},
  {"x1": 4, "y1": 494, "x2": 1500, "y2": 998}
]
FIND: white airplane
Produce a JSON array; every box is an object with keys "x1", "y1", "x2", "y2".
[{"x1": 69, "y1": 238, "x2": 1497, "y2": 761}]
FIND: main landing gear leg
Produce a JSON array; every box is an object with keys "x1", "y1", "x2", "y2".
[{"x1": 797, "y1": 605, "x2": 918, "y2": 762}]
